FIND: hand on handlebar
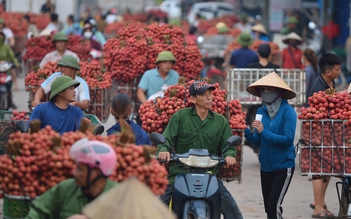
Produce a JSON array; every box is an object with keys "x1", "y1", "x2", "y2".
[
  {"x1": 158, "y1": 152, "x2": 170, "y2": 161},
  {"x1": 225, "y1": 157, "x2": 236, "y2": 168}
]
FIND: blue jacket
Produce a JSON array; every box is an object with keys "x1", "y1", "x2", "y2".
[
  {"x1": 244, "y1": 99, "x2": 296, "y2": 172},
  {"x1": 107, "y1": 120, "x2": 151, "y2": 146}
]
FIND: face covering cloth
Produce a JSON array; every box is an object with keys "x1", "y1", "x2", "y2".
[{"x1": 261, "y1": 89, "x2": 282, "y2": 119}]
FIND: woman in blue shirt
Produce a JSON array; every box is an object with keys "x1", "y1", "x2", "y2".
[
  {"x1": 107, "y1": 94, "x2": 151, "y2": 145},
  {"x1": 251, "y1": 23, "x2": 270, "y2": 42},
  {"x1": 244, "y1": 72, "x2": 297, "y2": 219}
]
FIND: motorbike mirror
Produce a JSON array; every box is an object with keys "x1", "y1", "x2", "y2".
[
  {"x1": 197, "y1": 36, "x2": 204, "y2": 44},
  {"x1": 308, "y1": 22, "x2": 316, "y2": 30},
  {"x1": 92, "y1": 124, "x2": 104, "y2": 135},
  {"x1": 150, "y1": 132, "x2": 166, "y2": 145},
  {"x1": 226, "y1": 136, "x2": 242, "y2": 147},
  {"x1": 16, "y1": 121, "x2": 29, "y2": 133}
]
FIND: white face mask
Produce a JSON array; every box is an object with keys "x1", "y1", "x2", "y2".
[{"x1": 83, "y1": 32, "x2": 92, "y2": 39}]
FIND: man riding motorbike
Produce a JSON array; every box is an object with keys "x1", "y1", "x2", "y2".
[
  {"x1": 0, "y1": 30, "x2": 19, "y2": 105},
  {"x1": 32, "y1": 55, "x2": 90, "y2": 110},
  {"x1": 157, "y1": 80, "x2": 243, "y2": 219},
  {"x1": 26, "y1": 138, "x2": 118, "y2": 219},
  {"x1": 137, "y1": 51, "x2": 179, "y2": 103}
]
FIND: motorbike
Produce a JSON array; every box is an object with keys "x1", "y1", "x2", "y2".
[
  {"x1": 150, "y1": 132, "x2": 242, "y2": 219},
  {"x1": 0, "y1": 61, "x2": 13, "y2": 110}
]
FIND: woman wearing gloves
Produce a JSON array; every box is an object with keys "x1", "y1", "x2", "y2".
[{"x1": 244, "y1": 72, "x2": 297, "y2": 219}]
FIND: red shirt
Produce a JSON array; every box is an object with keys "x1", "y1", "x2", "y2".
[{"x1": 282, "y1": 47, "x2": 304, "y2": 69}]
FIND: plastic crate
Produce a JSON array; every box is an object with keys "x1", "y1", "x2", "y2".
[
  {"x1": 23, "y1": 59, "x2": 40, "y2": 77},
  {"x1": 0, "y1": 111, "x2": 16, "y2": 154},
  {"x1": 111, "y1": 76, "x2": 141, "y2": 120},
  {"x1": 87, "y1": 88, "x2": 111, "y2": 123},
  {"x1": 3, "y1": 193, "x2": 33, "y2": 219},
  {"x1": 218, "y1": 129, "x2": 244, "y2": 183},
  {"x1": 299, "y1": 120, "x2": 351, "y2": 177}
]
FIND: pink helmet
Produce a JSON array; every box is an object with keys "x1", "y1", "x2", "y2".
[{"x1": 70, "y1": 138, "x2": 117, "y2": 176}]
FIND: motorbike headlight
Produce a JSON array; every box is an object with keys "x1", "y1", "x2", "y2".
[{"x1": 179, "y1": 155, "x2": 219, "y2": 168}]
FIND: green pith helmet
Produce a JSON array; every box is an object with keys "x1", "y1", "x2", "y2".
[
  {"x1": 218, "y1": 26, "x2": 229, "y2": 34},
  {"x1": 58, "y1": 55, "x2": 80, "y2": 70},
  {"x1": 287, "y1": 16, "x2": 298, "y2": 24},
  {"x1": 237, "y1": 32, "x2": 253, "y2": 47},
  {"x1": 240, "y1": 12, "x2": 248, "y2": 21},
  {"x1": 50, "y1": 75, "x2": 80, "y2": 100},
  {"x1": 52, "y1": 32, "x2": 69, "y2": 42},
  {"x1": 155, "y1": 51, "x2": 177, "y2": 64}
]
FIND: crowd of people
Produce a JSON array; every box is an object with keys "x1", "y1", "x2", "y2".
[{"x1": 0, "y1": 2, "x2": 347, "y2": 218}]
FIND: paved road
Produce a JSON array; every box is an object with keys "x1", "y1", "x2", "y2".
[{"x1": 5, "y1": 76, "x2": 342, "y2": 219}]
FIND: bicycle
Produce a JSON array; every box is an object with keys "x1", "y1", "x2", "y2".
[{"x1": 298, "y1": 137, "x2": 351, "y2": 219}]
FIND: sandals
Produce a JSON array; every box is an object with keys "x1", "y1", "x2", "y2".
[
  {"x1": 310, "y1": 204, "x2": 334, "y2": 217},
  {"x1": 312, "y1": 211, "x2": 328, "y2": 218}
]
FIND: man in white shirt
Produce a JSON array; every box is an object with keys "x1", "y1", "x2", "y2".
[
  {"x1": 0, "y1": 18, "x2": 15, "y2": 47},
  {"x1": 39, "y1": 32, "x2": 79, "y2": 69},
  {"x1": 33, "y1": 55, "x2": 90, "y2": 110},
  {"x1": 234, "y1": 12, "x2": 252, "y2": 34},
  {"x1": 45, "y1": 13, "x2": 59, "y2": 31}
]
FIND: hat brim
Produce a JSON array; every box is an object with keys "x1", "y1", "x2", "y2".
[
  {"x1": 191, "y1": 85, "x2": 215, "y2": 96},
  {"x1": 282, "y1": 38, "x2": 303, "y2": 45},
  {"x1": 58, "y1": 60, "x2": 80, "y2": 70},
  {"x1": 155, "y1": 58, "x2": 176, "y2": 64},
  {"x1": 237, "y1": 37, "x2": 253, "y2": 47},
  {"x1": 50, "y1": 80, "x2": 80, "y2": 100},
  {"x1": 251, "y1": 25, "x2": 267, "y2": 35},
  {"x1": 52, "y1": 38, "x2": 69, "y2": 42},
  {"x1": 246, "y1": 72, "x2": 297, "y2": 99}
]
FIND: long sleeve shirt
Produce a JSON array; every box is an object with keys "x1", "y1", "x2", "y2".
[
  {"x1": 26, "y1": 178, "x2": 117, "y2": 219},
  {"x1": 244, "y1": 99, "x2": 296, "y2": 172},
  {"x1": 0, "y1": 44, "x2": 19, "y2": 66},
  {"x1": 157, "y1": 107, "x2": 236, "y2": 185}
]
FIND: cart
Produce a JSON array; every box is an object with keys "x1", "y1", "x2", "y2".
[
  {"x1": 226, "y1": 68, "x2": 305, "y2": 153},
  {"x1": 218, "y1": 129, "x2": 244, "y2": 183},
  {"x1": 298, "y1": 119, "x2": 351, "y2": 218},
  {"x1": 197, "y1": 35, "x2": 235, "y2": 58},
  {"x1": 226, "y1": 68, "x2": 305, "y2": 130}
]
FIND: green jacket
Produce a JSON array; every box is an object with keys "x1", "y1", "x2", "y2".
[
  {"x1": 0, "y1": 44, "x2": 19, "y2": 66},
  {"x1": 26, "y1": 178, "x2": 117, "y2": 219},
  {"x1": 157, "y1": 107, "x2": 236, "y2": 185}
]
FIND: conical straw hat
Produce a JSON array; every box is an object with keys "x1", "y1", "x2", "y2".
[
  {"x1": 246, "y1": 72, "x2": 296, "y2": 99},
  {"x1": 82, "y1": 177, "x2": 176, "y2": 219},
  {"x1": 283, "y1": 32, "x2": 303, "y2": 45},
  {"x1": 251, "y1": 24, "x2": 267, "y2": 35}
]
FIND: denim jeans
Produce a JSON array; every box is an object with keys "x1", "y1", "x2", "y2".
[{"x1": 160, "y1": 180, "x2": 243, "y2": 219}]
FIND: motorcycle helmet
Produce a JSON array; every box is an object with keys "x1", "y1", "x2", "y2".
[{"x1": 70, "y1": 138, "x2": 117, "y2": 176}]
